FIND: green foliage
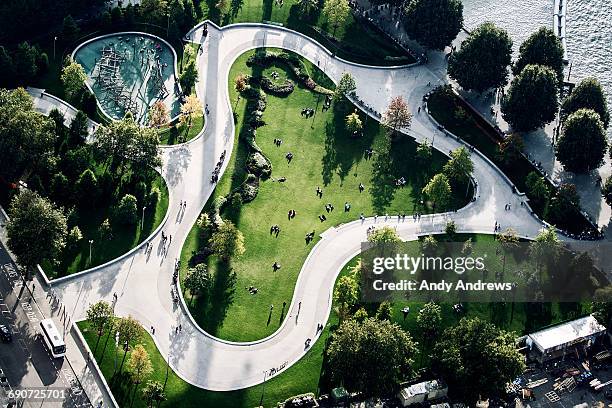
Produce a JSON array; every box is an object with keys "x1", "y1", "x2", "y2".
[
  {"x1": 61, "y1": 15, "x2": 80, "y2": 44},
  {"x1": 416, "y1": 302, "x2": 442, "y2": 340},
  {"x1": 334, "y1": 275, "x2": 359, "y2": 318},
  {"x1": 445, "y1": 220, "x2": 457, "y2": 236},
  {"x1": 61, "y1": 57, "x2": 87, "y2": 100},
  {"x1": 13, "y1": 42, "x2": 39, "y2": 83},
  {"x1": 98, "y1": 218, "x2": 113, "y2": 241},
  {"x1": 327, "y1": 318, "x2": 417, "y2": 395},
  {"x1": 547, "y1": 183, "x2": 581, "y2": 226},
  {"x1": 416, "y1": 139, "x2": 433, "y2": 163},
  {"x1": 602, "y1": 175, "x2": 612, "y2": 207},
  {"x1": 68, "y1": 111, "x2": 89, "y2": 146},
  {"x1": 448, "y1": 22, "x2": 513, "y2": 92},
  {"x1": 422, "y1": 173, "x2": 452, "y2": 210},
  {"x1": 501, "y1": 64, "x2": 559, "y2": 132},
  {"x1": 86, "y1": 300, "x2": 114, "y2": 337},
  {"x1": 513, "y1": 27, "x2": 565, "y2": 84},
  {"x1": 525, "y1": 171, "x2": 549, "y2": 207},
  {"x1": 66, "y1": 226, "x2": 83, "y2": 251},
  {"x1": 0, "y1": 46, "x2": 15, "y2": 87},
  {"x1": 210, "y1": 220, "x2": 245, "y2": 260},
  {"x1": 184, "y1": 263, "x2": 211, "y2": 301},
  {"x1": 334, "y1": 72, "x2": 356, "y2": 101},
  {"x1": 431, "y1": 317, "x2": 525, "y2": 400},
  {"x1": 443, "y1": 146, "x2": 473, "y2": 185},
  {"x1": 403, "y1": 0, "x2": 463, "y2": 50},
  {"x1": 375, "y1": 301, "x2": 392, "y2": 321},
  {"x1": 556, "y1": 109, "x2": 607, "y2": 173},
  {"x1": 76, "y1": 169, "x2": 99, "y2": 202},
  {"x1": 142, "y1": 380, "x2": 166, "y2": 406},
  {"x1": 561, "y1": 77, "x2": 610, "y2": 128},
  {"x1": 180, "y1": 60, "x2": 198, "y2": 93},
  {"x1": 323, "y1": 0, "x2": 350, "y2": 36},
  {"x1": 345, "y1": 111, "x2": 363, "y2": 134},
  {"x1": 114, "y1": 194, "x2": 139, "y2": 226},
  {"x1": 367, "y1": 226, "x2": 402, "y2": 244},
  {"x1": 6, "y1": 189, "x2": 67, "y2": 272},
  {"x1": 353, "y1": 307, "x2": 368, "y2": 322}
]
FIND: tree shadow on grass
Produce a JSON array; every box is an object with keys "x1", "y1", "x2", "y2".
[
  {"x1": 197, "y1": 259, "x2": 237, "y2": 337},
  {"x1": 321, "y1": 103, "x2": 375, "y2": 186},
  {"x1": 262, "y1": 0, "x2": 274, "y2": 21}
]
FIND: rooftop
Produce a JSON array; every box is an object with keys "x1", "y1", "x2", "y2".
[{"x1": 527, "y1": 315, "x2": 607, "y2": 352}]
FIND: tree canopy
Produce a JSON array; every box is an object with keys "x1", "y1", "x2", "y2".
[
  {"x1": 7, "y1": 189, "x2": 67, "y2": 274},
  {"x1": 327, "y1": 317, "x2": 417, "y2": 395},
  {"x1": 403, "y1": 0, "x2": 463, "y2": 50},
  {"x1": 448, "y1": 22, "x2": 513, "y2": 92},
  {"x1": 61, "y1": 58, "x2": 87, "y2": 100},
  {"x1": 422, "y1": 173, "x2": 452, "y2": 210},
  {"x1": 431, "y1": 317, "x2": 525, "y2": 400},
  {"x1": 443, "y1": 146, "x2": 473, "y2": 185},
  {"x1": 561, "y1": 77, "x2": 610, "y2": 128},
  {"x1": 382, "y1": 96, "x2": 412, "y2": 138},
  {"x1": 334, "y1": 72, "x2": 356, "y2": 102},
  {"x1": 556, "y1": 108, "x2": 607, "y2": 173},
  {"x1": 211, "y1": 220, "x2": 245, "y2": 261},
  {"x1": 322, "y1": 0, "x2": 350, "y2": 36},
  {"x1": 513, "y1": 27, "x2": 565, "y2": 84},
  {"x1": 501, "y1": 64, "x2": 559, "y2": 132}
]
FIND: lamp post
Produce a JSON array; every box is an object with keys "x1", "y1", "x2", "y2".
[
  {"x1": 53, "y1": 36, "x2": 57, "y2": 61},
  {"x1": 141, "y1": 206, "x2": 147, "y2": 230},
  {"x1": 259, "y1": 370, "x2": 268, "y2": 406},
  {"x1": 89, "y1": 239, "x2": 94, "y2": 265}
]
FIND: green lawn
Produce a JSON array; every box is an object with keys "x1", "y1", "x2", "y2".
[
  {"x1": 42, "y1": 175, "x2": 169, "y2": 278},
  {"x1": 158, "y1": 115, "x2": 205, "y2": 145},
  {"x1": 78, "y1": 233, "x2": 589, "y2": 408},
  {"x1": 178, "y1": 48, "x2": 470, "y2": 343},
  {"x1": 202, "y1": 0, "x2": 413, "y2": 66}
]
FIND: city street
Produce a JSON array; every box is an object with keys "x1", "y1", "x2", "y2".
[{"x1": 0, "y1": 242, "x2": 93, "y2": 408}]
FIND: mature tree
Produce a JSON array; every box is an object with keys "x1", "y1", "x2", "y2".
[
  {"x1": 76, "y1": 169, "x2": 99, "y2": 202},
  {"x1": 421, "y1": 235, "x2": 438, "y2": 255},
  {"x1": 525, "y1": 171, "x2": 549, "y2": 208},
  {"x1": 375, "y1": 301, "x2": 392, "y2": 321},
  {"x1": 334, "y1": 275, "x2": 359, "y2": 319},
  {"x1": 94, "y1": 115, "x2": 160, "y2": 178},
  {"x1": 443, "y1": 146, "x2": 473, "y2": 185},
  {"x1": 345, "y1": 111, "x2": 363, "y2": 135},
  {"x1": 86, "y1": 301, "x2": 114, "y2": 354},
  {"x1": 297, "y1": 0, "x2": 319, "y2": 16},
  {"x1": 448, "y1": 22, "x2": 513, "y2": 92},
  {"x1": 497, "y1": 228, "x2": 519, "y2": 278},
  {"x1": 403, "y1": 0, "x2": 463, "y2": 50},
  {"x1": 179, "y1": 60, "x2": 198, "y2": 93},
  {"x1": 114, "y1": 194, "x2": 139, "y2": 225},
  {"x1": 382, "y1": 96, "x2": 412, "y2": 139},
  {"x1": 66, "y1": 226, "x2": 83, "y2": 251},
  {"x1": 529, "y1": 225, "x2": 560, "y2": 280},
  {"x1": 210, "y1": 220, "x2": 245, "y2": 261},
  {"x1": 513, "y1": 27, "x2": 565, "y2": 84},
  {"x1": 416, "y1": 302, "x2": 442, "y2": 340},
  {"x1": 61, "y1": 58, "x2": 87, "y2": 100},
  {"x1": 184, "y1": 263, "x2": 211, "y2": 304},
  {"x1": 117, "y1": 316, "x2": 143, "y2": 374},
  {"x1": 367, "y1": 226, "x2": 402, "y2": 244},
  {"x1": 62, "y1": 15, "x2": 80, "y2": 44},
  {"x1": 422, "y1": 173, "x2": 452, "y2": 211},
  {"x1": 142, "y1": 380, "x2": 166, "y2": 407},
  {"x1": 334, "y1": 72, "x2": 356, "y2": 102},
  {"x1": 234, "y1": 74, "x2": 248, "y2": 93},
  {"x1": 13, "y1": 42, "x2": 38, "y2": 83},
  {"x1": 7, "y1": 190, "x2": 67, "y2": 276},
  {"x1": 127, "y1": 344, "x2": 153, "y2": 401},
  {"x1": 327, "y1": 318, "x2": 417, "y2": 395},
  {"x1": 148, "y1": 101, "x2": 169, "y2": 128},
  {"x1": 445, "y1": 220, "x2": 457, "y2": 237},
  {"x1": 548, "y1": 183, "x2": 581, "y2": 225},
  {"x1": 432, "y1": 317, "x2": 525, "y2": 400},
  {"x1": 501, "y1": 64, "x2": 559, "y2": 132},
  {"x1": 141, "y1": 0, "x2": 169, "y2": 22},
  {"x1": 322, "y1": 0, "x2": 350, "y2": 37},
  {"x1": 353, "y1": 307, "x2": 368, "y2": 322},
  {"x1": 179, "y1": 94, "x2": 203, "y2": 132},
  {"x1": 497, "y1": 133, "x2": 524, "y2": 166},
  {"x1": 416, "y1": 139, "x2": 433, "y2": 164},
  {"x1": 602, "y1": 175, "x2": 612, "y2": 207},
  {"x1": 592, "y1": 286, "x2": 612, "y2": 327},
  {"x1": 556, "y1": 109, "x2": 607, "y2": 173},
  {"x1": 68, "y1": 111, "x2": 89, "y2": 146},
  {"x1": 561, "y1": 77, "x2": 610, "y2": 128}
]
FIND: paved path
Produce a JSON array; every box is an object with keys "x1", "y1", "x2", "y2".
[{"x1": 43, "y1": 22, "x2": 549, "y2": 391}]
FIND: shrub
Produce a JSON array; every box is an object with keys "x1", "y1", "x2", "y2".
[
  {"x1": 113, "y1": 194, "x2": 138, "y2": 225},
  {"x1": 66, "y1": 226, "x2": 83, "y2": 251},
  {"x1": 99, "y1": 218, "x2": 113, "y2": 240},
  {"x1": 133, "y1": 181, "x2": 148, "y2": 208},
  {"x1": 148, "y1": 187, "x2": 160, "y2": 208},
  {"x1": 238, "y1": 173, "x2": 259, "y2": 203},
  {"x1": 246, "y1": 152, "x2": 272, "y2": 178},
  {"x1": 258, "y1": 76, "x2": 295, "y2": 96}
]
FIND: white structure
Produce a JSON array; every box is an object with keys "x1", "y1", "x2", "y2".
[
  {"x1": 398, "y1": 380, "x2": 448, "y2": 407},
  {"x1": 526, "y1": 315, "x2": 607, "y2": 363}
]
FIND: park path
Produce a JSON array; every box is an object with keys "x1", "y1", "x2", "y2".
[{"x1": 46, "y1": 22, "x2": 547, "y2": 391}]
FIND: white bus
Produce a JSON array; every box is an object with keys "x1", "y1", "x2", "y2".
[{"x1": 39, "y1": 319, "x2": 66, "y2": 358}]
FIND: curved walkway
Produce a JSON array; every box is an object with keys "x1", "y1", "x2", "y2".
[{"x1": 51, "y1": 22, "x2": 546, "y2": 391}]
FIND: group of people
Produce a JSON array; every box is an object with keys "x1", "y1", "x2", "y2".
[
  {"x1": 305, "y1": 230, "x2": 316, "y2": 244},
  {"x1": 287, "y1": 209, "x2": 296, "y2": 219},
  {"x1": 273, "y1": 138, "x2": 283, "y2": 147},
  {"x1": 211, "y1": 150, "x2": 227, "y2": 183},
  {"x1": 315, "y1": 186, "x2": 323, "y2": 198}
]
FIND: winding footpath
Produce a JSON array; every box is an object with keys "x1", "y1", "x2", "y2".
[{"x1": 48, "y1": 22, "x2": 547, "y2": 391}]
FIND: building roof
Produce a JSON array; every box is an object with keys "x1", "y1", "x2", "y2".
[
  {"x1": 527, "y1": 315, "x2": 607, "y2": 352},
  {"x1": 399, "y1": 380, "x2": 446, "y2": 398}
]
